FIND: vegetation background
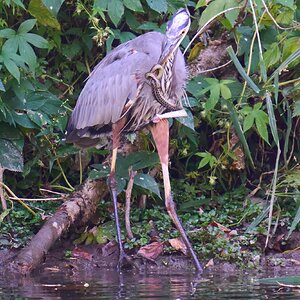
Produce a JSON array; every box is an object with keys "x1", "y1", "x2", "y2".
[{"x1": 0, "y1": 0, "x2": 299, "y2": 264}]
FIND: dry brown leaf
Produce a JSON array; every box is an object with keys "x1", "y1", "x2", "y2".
[
  {"x1": 228, "y1": 229, "x2": 238, "y2": 236},
  {"x1": 137, "y1": 241, "x2": 164, "y2": 260},
  {"x1": 101, "y1": 240, "x2": 118, "y2": 257},
  {"x1": 72, "y1": 247, "x2": 93, "y2": 261},
  {"x1": 205, "y1": 258, "x2": 214, "y2": 268},
  {"x1": 211, "y1": 221, "x2": 231, "y2": 233},
  {"x1": 169, "y1": 238, "x2": 188, "y2": 255},
  {"x1": 229, "y1": 129, "x2": 245, "y2": 171}
]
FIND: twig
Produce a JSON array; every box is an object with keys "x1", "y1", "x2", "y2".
[
  {"x1": 8, "y1": 196, "x2": 64, "y2": 202},
  {"x1": 184, "y1": 6, "x2": 242, "y2": 55},
  {"x1": 261, "y1": 0, "x2": 300, "y2": 30},
  {"x1": 0, "y1": 168, "x2": 7, "y2": 211},
  {"x1": 0, "y1": 182, "x2": 36, "y2": 215},
  {"x1": 125, "y1": 167, "x2": 137, "y2": 240}
]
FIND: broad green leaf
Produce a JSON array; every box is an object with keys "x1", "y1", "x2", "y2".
[
  {"x1": 224, "y1": 0, "x2": 239, "y2": 27},
  {"x1": 293, "y1": 100, "x2": 300, "y2": 117},
  {"x1": 255, "y1": 111, "x2": 269, "y2": 144},
  {"x1": 89, "y1": 164, "x2": 110, "y2": 180},
  {"x1": 177, "y1": 109, "x2": 194, "y2": 131},
  {"x1": 199, "y1": 0, "x2": 239, "y2": 28},
  {"x1": 0, "y1": 138, "x2": 24, "y2": 172},
  {"x1": 243, "y1": 114, "x2": 254, "y2": 132},
  {"x1": 138, "y1": 22, "x2": 161, "y2": 31},
  {"x1": 12, "y1": 0, "x2": 25, "y2": 9},
  {"x1": 276, "y1": 0, "x2": 294, "y2": 9},
  {"x1": 205, "y1": 79, "x2": 220, "y2": 110},
  {"x1": 146, "y1": 0, "x2": 167, "y2": 13},
  {"x1": 93, "y1": 0, "x2": 109, "y2": 10},
  {"x1": 134, "y1": 173, "x2": 161, "y2": 198},
  {"x1": 3, "y1": 57, "x2": 20, "y2": 82},
  {"x1": 18, "y1": 38, "x2": 37, "y2": 70},
  {"x1": 28, "y1": 0, "x2": 61, "y2": 30},
  {"x1": 18, "y1": 19, "x2": 36, "y2": 34},
  {"x1": 108, "y1": 0, "x2": 124, "y2": 27},
  {"x1": 268, "y1": 48, "x2": 300, "y2": 83},
  {"x1": 195, "y1": 0, "x2": 206, "y2": 9},
  {"x1": 25, "y1": 33, "x2": 49, "y2": 48},
  {"x1": 43, "y1": 0, "x2": 65, "y2": 17},
  {"x1": 220, "y1": 83, "x2": 231, "y2": 99},
  {"x1": 276, "y1": 8, "x2": 294, "y2": 25},
  {"x1": 0, "y1": 28, "x2": 16, "y2": 38},
  {"x1": 263, "y1": 43, "x2": 281, "y2": 67},
  {"x1": 123, "y1": 0, "x2": 143, "y2": 12}
]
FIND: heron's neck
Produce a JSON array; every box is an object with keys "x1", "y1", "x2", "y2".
[{"x1": 160, "y1": 51, "x2": 176, "y2": 96}]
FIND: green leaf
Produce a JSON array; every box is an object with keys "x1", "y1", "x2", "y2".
[
  {"x1": 287, "y1": 202, "x2": 300, "y2": 239},
  {"x1": 243, "y1": 114, "x2": 254, "y2": 132},
  {"x1": 276, "y1": 0, "x2": 294, "y2": 9},
  {"x1": 18, "y1": 19, "x2": 37, "y2": 34},
  {"x1": 177, "y1": 109, "x2": 194, "y2": 131},
  {"x1": 94, "y1": 0, "x2": 109, "y2": 10},
  {"x1": 0, "y1": 137, "x2": 24, "y2": 172},
  {"x1": 3, "y1": 56, "x2": 20, "y2": 82},
  {"x1": 43, "y1": 0, "x2": 65, "y2": 17},
  {"x1": 0, "y1": 28, "x2": 16, "y2": 38},
  {"x1": 199, "y1": 0, "x2": 239, "y2": 28},
  {"x1": 134, "y1": 173, "x2": 161, "y2": 198},
  {"x1": 263, "y1": 43, "x2": 281, "y2": 67},
  {"x1": 293, "y1": 100, "x2": 300, "y2": 117},
  {"x1": 28, "y1": 0, "x2": 61, "y2": 30},
  {"x1": 123, "y1": 0, "x2": 143, "y2": 12},
  {"x1": 255, "y1": 111, "x2": 269, "y2": 144},
  {"x1": 205, "y1": 79, "x2": 220, "y2": 110},
  {"x1": 25, "y1": 33, "x2": 49, "y2": 48},
  {"x1": 146, "y1": 0, "x2": 167, "y2": 13},
  {"x1": 108, "y1": 0, "x2": 124, "y2": 27},
  {"x1": 220, "y1": 83, "x2": 231, "y2": 99},
  {"x1": 18, "y1": 38, "x2": 37, "y2": 70},
  {"x1": 225, "y1": 99, "x2": 254, "y2": 168}
]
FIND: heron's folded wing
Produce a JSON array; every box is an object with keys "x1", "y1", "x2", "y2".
[{"x1": 67, "y1": 48, "x2": 153, "y2": 132}]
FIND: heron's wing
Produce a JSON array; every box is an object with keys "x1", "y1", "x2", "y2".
[{"x1": 67, "y1": 33, "x2": 164, "y2": 133}]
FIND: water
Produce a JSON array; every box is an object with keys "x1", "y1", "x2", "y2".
[{"x1": 0, "y1": 268, "x2": 299, "y2": 299}]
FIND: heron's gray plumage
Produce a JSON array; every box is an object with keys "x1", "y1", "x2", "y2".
[{"x1": 66, "y1": 31, "x2": 187, "y2": 148}]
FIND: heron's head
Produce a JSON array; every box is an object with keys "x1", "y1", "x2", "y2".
[{"x1": 160, "y1": 8, "x2": 190, "y2": 65}]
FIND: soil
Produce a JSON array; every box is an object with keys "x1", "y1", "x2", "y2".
[{"x1": 1, "y1": 236, "x2": 299, "y2": 278}]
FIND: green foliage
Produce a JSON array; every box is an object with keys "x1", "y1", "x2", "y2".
[{"x1": 0, "y1": 0, "x2": 299, "y2": 257}]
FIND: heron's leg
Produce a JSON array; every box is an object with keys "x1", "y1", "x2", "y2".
[
  {"x1": 109, "y1": 148, "x2": 138, "y2": 270},
  {"x1": 109, "y1": 148, "x2": 126, "y2": 264},
  {"x1": 150, "y1": 120, "x2": 203, "y2": 273}
]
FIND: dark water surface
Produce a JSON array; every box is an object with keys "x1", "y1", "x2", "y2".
[{"x1": 0, "y1": 268, "x2": 299, "y2": 299}]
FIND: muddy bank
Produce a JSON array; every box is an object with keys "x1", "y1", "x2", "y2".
[{"x1": 1, "y1": 239, "x2": 299, "y2": 278}]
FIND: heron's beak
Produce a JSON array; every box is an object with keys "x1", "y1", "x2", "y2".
[{"x1": 160, "y1": 37, "x2": 183, "y2": 65}]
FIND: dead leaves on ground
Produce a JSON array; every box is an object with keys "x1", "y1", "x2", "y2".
[{"x1": 137, "y1": 241, "x2": 164, "y2": 260}]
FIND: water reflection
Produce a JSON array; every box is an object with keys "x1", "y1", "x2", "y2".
[{"x1": 0, "y1": 268, "x2": 299, "y2": 299}]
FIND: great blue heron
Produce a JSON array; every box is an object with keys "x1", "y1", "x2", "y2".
[{"x1": 66, "y1": 8, "x2": 203, "y2": 273}]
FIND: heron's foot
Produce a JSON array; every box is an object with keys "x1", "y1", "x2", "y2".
[{"x1": 117, "y1": 250, "x2": 139, "y2": 271}]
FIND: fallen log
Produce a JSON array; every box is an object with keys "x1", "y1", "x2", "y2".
[{"x1": 11, "y1": 179, "x2": 107, "y2": 275}]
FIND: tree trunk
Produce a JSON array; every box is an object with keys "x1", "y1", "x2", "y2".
[{"x1": 11, "y1": 179, "x2": 107, "y2": 275}]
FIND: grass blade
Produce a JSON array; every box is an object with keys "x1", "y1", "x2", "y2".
[
  {"x1": 286, "y1": 199, "x2": 300, "y2": 239},
  {"x1": 227, "y1": 46, "x2": 260, "y2": 94},
  {"x1": 283, "y1": 101, "x2": 292, "y2": 167},
  {"x1": 224, "y1": 99, "x2": 254, "y2": 168},
  {"x1": 265, "y1": 93, "x2": 279, "y2": 146},
  {"x1": 267, "y1": 48, "x2": 300, "y2": 83}
]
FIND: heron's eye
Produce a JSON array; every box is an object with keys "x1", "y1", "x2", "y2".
[{"x1": 181, "y1": 30, "x2": 186, "y2": 35}]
